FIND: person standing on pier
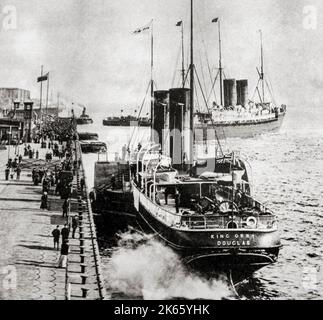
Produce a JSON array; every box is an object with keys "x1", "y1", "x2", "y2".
[
  {"x1": 16, "y1": 166, "x2": 21, "y2": 180},
  {"x1": 5, "y1": 167, "x2": 10, "y2": 181},
  {"x1": 61, "y1": 224, "x2": 70, "y2": 242},
  {"x1": 62, "y1": 199, "x2": 69, "y2": 218},
  {"x1": 72, "y1": 216, "x2": 79, "y2": 239},
  {"x1": 18, "y1": 154, "x2": 23, "y2": 164},
  {"x1": 52, "y1": 226, "x2": 60, "y2": 250},
  {"x1": 40, "y1": 192, "x2": 48, "y2": 210},
  {"x1": 58, "y1": 240, "x2": 69, "y2": 268}
]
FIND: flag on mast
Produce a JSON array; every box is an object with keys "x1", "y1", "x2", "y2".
[
  {"x1": 37, "y1": 72, "x2": 49, "y2": 82},
  {"x1": 212, "y1": 18, "x2": 219, "y2": 23},
  {"x1": 176, "y1": 21, "x2": 182, "y2": 27},
  {"x1": 133, "y1": 21, "x2": 152, "y2": 34}
]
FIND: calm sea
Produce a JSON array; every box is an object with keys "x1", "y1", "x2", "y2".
[{"x1": 79, "y1": 106, "x2": 323, "y2": 300}]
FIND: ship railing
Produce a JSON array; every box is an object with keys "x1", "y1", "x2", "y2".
[
  {"x1": 180, "y1": 214, "x2": 277, "y2": 230},
  {"x1": 215, "y1": 185, "x2": 274, "y2": 215},
  {"x1": 140, "y1": 191, "x2": 276, "y2": 231}
]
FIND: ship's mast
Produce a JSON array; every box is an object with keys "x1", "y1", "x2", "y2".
[
  {"x1": 150, "y1": 20, "x2": 154, "y2": 140},
  {"x1": 218, "y1": 20, "x2": 223, "y2": 106},
  {"x1": 181, "y1": 21, "x2": 185, "y2": 88},
  {"x1": 189, "y1": 0, "x2": 194, "y2": 166},
  {"x1": 259, "y1": 29, "x2": 265, "y2": 104},
  {"x1": 39, "y1": 65, "x2": 43, "y2": 129}
]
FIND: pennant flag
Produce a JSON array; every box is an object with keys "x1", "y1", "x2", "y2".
[
  {"x1": 133, "y1": 23, "x2": 151, "y2": 35},
  {"x1": 37, "y1": 72, "x2": 49, "y2": 82},
  {"x1": 212, "y1": 18, "x2": 219, "y2": 23},
  {"x1": 176, "y1": 21, "x2": 183, "y2": 27}
]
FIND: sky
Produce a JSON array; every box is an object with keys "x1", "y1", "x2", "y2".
[{"x1": 0, "y1": 0, "x2": 323, "y2": 114}]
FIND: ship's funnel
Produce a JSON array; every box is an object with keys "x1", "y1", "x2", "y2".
[
  {"x1": 152, "y1": 90, "x2": 169, "y2": 153},
  {"x1": 169, "y1": 88, "x2": 192, "y2": 171},
  {"x1": 237, "y1": 79, "x2": 248, "y2": 107},
  {"x1": 223, "y1": 79, "x2": 237, "y2": 108}
]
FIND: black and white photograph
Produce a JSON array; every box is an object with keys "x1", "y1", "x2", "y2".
[{"x1": 0, "y1": 0, "x2": 322, "y2": 306}]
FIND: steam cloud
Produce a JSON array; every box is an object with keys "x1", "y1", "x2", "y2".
[{"x1": 105, "y1": 231, "x2": 233, "y2": 300}]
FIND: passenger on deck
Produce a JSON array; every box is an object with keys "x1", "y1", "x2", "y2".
[
  {"x1": 175, "y1": 188, "x2": 181, "y2": 214},
  {"x1": 80, "y1": 177, "x2": 85, "y2": 192},
  {"x1": 164, "y1": 187, "x2": 170, "y2": 205},
  {"x1": 111, "y1": 174, "x2": 116, "y2": 190}
]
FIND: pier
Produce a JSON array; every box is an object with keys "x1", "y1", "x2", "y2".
[{"x1": 0, "y1": 138, "x2": 106, "y2": 300}]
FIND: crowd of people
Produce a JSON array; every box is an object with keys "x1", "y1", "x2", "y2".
[
  {"x1": 21, "y1": 136, "x2": 82, "y2": 269},
  {"x1": 5, "y1": 155, "x2": 23, "y2": 181}
]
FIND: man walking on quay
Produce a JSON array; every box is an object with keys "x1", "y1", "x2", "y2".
[
  {"x1": 62, "y1": 199, "x2": 69, "y2": 218},
  {"x1": 61, "y1": 224, "x2": 70, "y2": 242},
  {"x1": 52, "y1": 226, "x2": 60, "y2": 250},
  {"x1": 16, "y1": 166, "x2": 21, "y2": 180},
  {"x1": 72, "y1": 216, "x2": 79, "y2": 239},
  {"x1": 58, "y1": 240, "x2": 69, "y2": 268},
  {"x1": 40, "y1": 192, "x2": 48, "y2": 210},
  {"x1": 5, "y1": 167, "x2": 10, "y2": 180}
]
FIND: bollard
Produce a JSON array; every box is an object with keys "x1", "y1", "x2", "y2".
[
  {"x1": 80, "y1": 264, "x2": 87, "y2": 273},
  {"x1": 81, "y1": 288, "x2": 89, "y2": 299},
  {"x1": 81, "y1": 275, "x2": 88, "y2": 285}
]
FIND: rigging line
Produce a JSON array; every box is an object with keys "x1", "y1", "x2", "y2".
[
  {"x1": 251, "y1": 78, "x2": 261, "y2": 102},
  {"x1": 194, "y1": 66, "x2": 224, "y2": 157},
  {"x1": 265, "y1": 72, "x2": 277, "y2": 106},
  {"x1": 265, "y1": 79, "x2": 277, "y2": 108},
  {"x1": 183, "y1": 64, "x2": 191, "y2": 88},
  {"x1": 128, "y1": 80, "x2": 151, "y2": 149},
  {"x1": 171, "y1": 42, "x2": 182, "y2": 88},
  {"x1": 198, "y1": 51, "x2": 209, "y2": 109},
  {"x1": 207, "y1": 69, "x2": 220, "y2": 104},
  {"x1": 193, "y1": 78, "x2": 201, "y2": 112},
  {"x1": 256, "y1": 86, "x2": 263, "y2": 104},
  {"x1": 195, "y1": 10, "x2": 218, "y2": 104},
  {"x1": 209, "y1": 68, "x2": 227, "y2": 144}
]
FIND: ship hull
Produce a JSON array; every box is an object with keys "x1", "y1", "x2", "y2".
[
  {"x1": 96, "y1": 188, "x2": 280, "y2": 283},
  {"x1": 135, "y1": 199, "x2": 280, "y2": 283},
  {"x1": 76, "y1": 119, "x2": 93, "y2": 125},
  {"x1": 194, "y1": 112, "x2": 285, "y2": 140},
  {"x1": 103, "y1": 120, "x2": 151, "y2": 127}
]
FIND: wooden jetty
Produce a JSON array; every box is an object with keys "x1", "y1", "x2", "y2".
[{"x1": 0, "y1": 140, "x2": 106, "y2": 300}]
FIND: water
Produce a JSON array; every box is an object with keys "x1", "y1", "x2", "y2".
[{"x1": 79, "y1": 106, "x2": 323, "y2": 300}]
